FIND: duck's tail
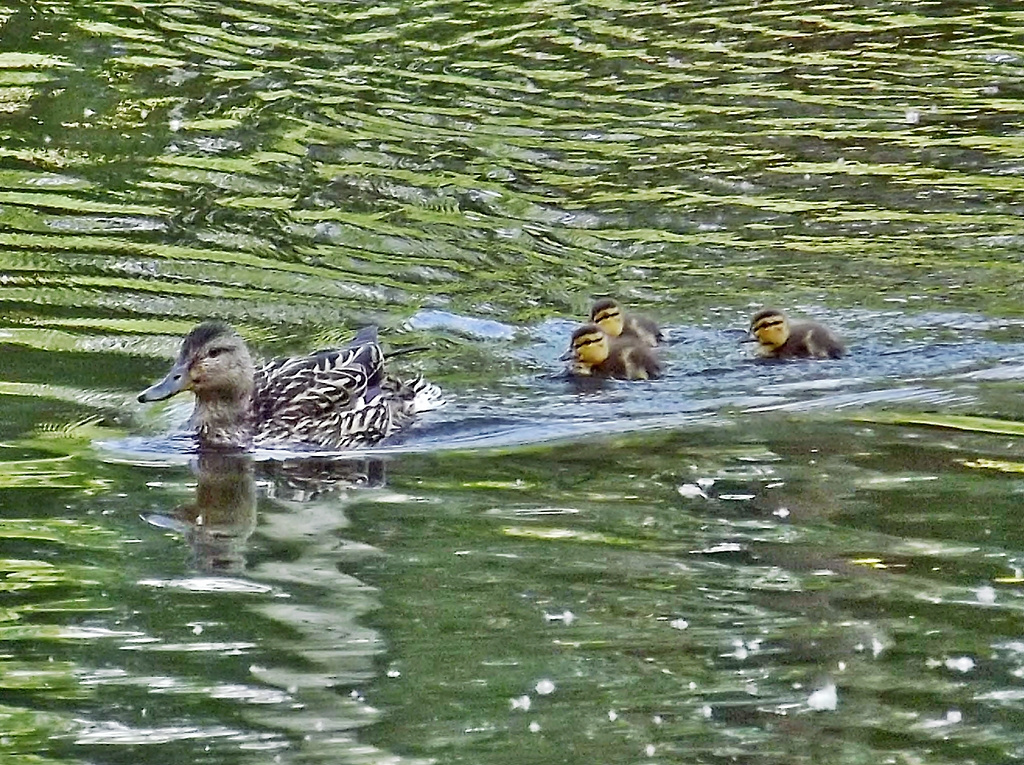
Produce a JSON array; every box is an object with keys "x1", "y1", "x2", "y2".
[{"x1": 401, "y1": 375, "x2": 446, "y2": 414}]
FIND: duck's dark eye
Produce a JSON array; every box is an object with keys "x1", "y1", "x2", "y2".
[{"x1": 207, "y1": 346, "x2": 229, "y2": 359}]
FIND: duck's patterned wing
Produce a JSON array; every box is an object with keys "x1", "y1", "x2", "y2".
[{"x1": 254, "y1": 342, "x2": 394, "y2": 447}]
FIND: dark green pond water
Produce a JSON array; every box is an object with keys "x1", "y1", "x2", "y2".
[{"x1": 5, "y1": 0, "x2": 1024, "y2": 762}]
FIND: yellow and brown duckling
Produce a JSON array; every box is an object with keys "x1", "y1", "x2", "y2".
[
  {"x1": 562, "y1": 324, "x2": 662, "y2": 380},
  {"x1": 590, "y1": 298, "x2": 662, "y2": 347},
  {"x1": 747, "y1": 308, "x2": 846, "y2": 360},
  {"x1": 138, "y1": 321, "x2": 442, "y2": 450}
]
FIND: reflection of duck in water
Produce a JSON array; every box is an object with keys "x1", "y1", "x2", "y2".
[
  {"x1": 169, "y1": 451, "x2": 257, "y2": 573},
  {"x1": 590, "y1": 298, "x2": 662, "y2": 347},
  {"x1": 746, "y1": 308, "x2": 846, "y2": 360},
  {"x1": 562, "y1": 324, "x2": 662, "y2": 380},
  {"x1": 262, "y1": 455, "x2": 387, "y2": 502},
  {"x1": 149, "y1": 452, "x2": 387, "y2": 572},
  {"x1": 138, "y1": 322, "x2": 443, "y2": 450}
]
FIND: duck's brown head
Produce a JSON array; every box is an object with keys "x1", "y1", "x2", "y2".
[{"x1": 138, "y1": 321, "x2": 254, "y2": 404}]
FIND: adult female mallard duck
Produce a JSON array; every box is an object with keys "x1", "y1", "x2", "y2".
[
  {"x1": 747, "y1": 308, "x2": 846, "y2": 359},
  {"x1": 590, "y1": 298, "x2": 662, "y2": 347},
  {"x1": 562, "y1": 324, "x2": 662, "y2": 380},
  {"x1": 138, "y1": 321, "x2": 442, "y2": 450}
]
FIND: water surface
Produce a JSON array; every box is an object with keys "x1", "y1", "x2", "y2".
[{"x1": 4, "y1": 0, "x2": 1024, "y2": 763}]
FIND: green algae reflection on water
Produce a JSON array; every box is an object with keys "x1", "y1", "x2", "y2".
[{"x1": 4, "y1": 0, "x2": 1024, "y2": 763}]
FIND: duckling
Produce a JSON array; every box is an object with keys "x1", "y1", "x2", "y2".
[
  {"x1": 747, "y1": 308, "x2": 846, "y2": 359},
  {"x1": 562, "y1": 324, "x2": 662, "y2": 380},
  {"x1": 590, "y1": 298, "x2": 662, "y2": 347},
  {"x1": 138, "y1": 321, "x2": 442, "y2": 450}
]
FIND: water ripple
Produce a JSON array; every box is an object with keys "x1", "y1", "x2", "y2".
[{"x1": 5, "y1": 2, "x2": 1024, "y2": 764}]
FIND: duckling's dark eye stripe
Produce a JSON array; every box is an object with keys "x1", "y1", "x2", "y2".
[
  {"x1": 594, "y1": 310, "x2": 620, "y2": 322},
  {"x1": 574, "y1": 337, "x2": 602, "y2": 348},
  {"x1": 753, "y1": 319, "x2": 783, "y2": 331}
]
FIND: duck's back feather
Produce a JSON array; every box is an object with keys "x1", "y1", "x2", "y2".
[
  {"x1": 774, "y1": 321, "x2": 845, "y2": 359},
  {"x1": 253, "y1": 340, "x2": 398, "y2": 448},
  {"x1": 624, "y1": 314, "x2": 662, "y2": 346},
  {"x1": 592, "y1": 338, "x2": 662, "y2": 380}
]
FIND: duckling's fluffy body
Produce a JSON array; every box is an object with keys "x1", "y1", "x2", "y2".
[
  {"x1": 138, "y1": 322, "x2": 441, "y2": 450},
  {"x1": 565, "y1": 324, "x2": 662, "y2": 380},
  {"x1": 749, "y1": 308, "x2": 845, "y2": 359},
  {"x1": 590, "y1": 298, "x2": 662, "y2": 347}
]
